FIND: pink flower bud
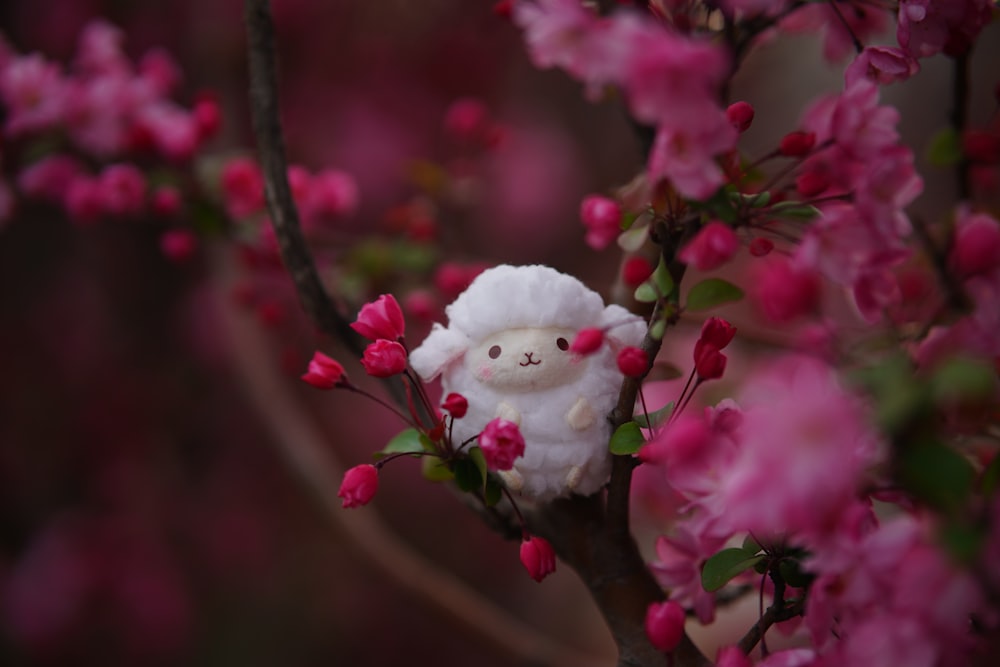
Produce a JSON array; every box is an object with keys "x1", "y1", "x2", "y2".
[
  {"x1": 220, "y1": 156, "x2": 265, "y2": 218},
  {"x1": 351, "y1": 294, "x2": 406, "y2": 341},
  {"x1": 338, "y1": 464, "x2": 378, "y2": 508},
  {"x1": 795, "y1": 170, "x2": 829, "y2": 198},
  {"x1": 678, "y1": 221, "x2": 739, "y2": 271},
  {"x1": 478, "y1": 418, "x2": 525, "y2": 471},
  {"x1": 622, "y1": 256, "x2": 655, "y2": 288},
  {"x1": 580, "y1": 194, "x2": 621, "y2": 251},
  {"x1": 617, "y1": 346, "x2": 649, "y2": 378},
  {"x1": 726, "y1": 101, "x2": 755, "y2": 133},
  {"x1": 569, "y1": 328, "x2": 604, "y2": 355},
  {"x1": 645, "y1": 600, "x2": 685, "y2": 652},
  {"x1": 748, "y1": 237, "x2": 774, "y2": 257},
  {"x1": 519, "y1": 535, "x2": 556, "y2": 582},
  {"x1": 98, "y1": 163, "x2": 147, "y2": 217},
  {"x1": 306, "y1": 169, "x2": 359, "y2": 220},
  {"x1": 159, "y1": 229, "x2": 197, "y2": 263},
  {"x1": 151, "y1": 186, "x2": 182, "y2": 218},
  {"x1": 779, "y1": 131, "x2": 816, "y2": 157},
  {"x1": 441, "y1": 392, "x2": 469, "y2": 419},
  {"x1": 950, "y1": 211, "x2": 1000, "y2": 278},
  {"x1": 193, "y1": 93, "x2": 221, "y2": 141},
  {"x1": 716, "y1": 646, "x2": 753, "y2": 667},
  {"x1": 752, "y1": 258, "x2": 821, "y2": 322},
  {"x1": 360, "y1": 339, "x2": 408, "y2": 378},
  {"x1": 301, "y1": 351, "x2": 347, "y2": 389},
  {"x1": 693, "y1": 341, "x2": 727, "y2": 381},
  {"x1": 699, "y1": 317, "x2": 736, "y2": 350}
]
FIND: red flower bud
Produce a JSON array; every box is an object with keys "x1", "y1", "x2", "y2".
[
  {"x1": 441, "y1": 392, "x2": 469, "y2": 419},
  {"x1": 678, "y1": 221, "x2": 739, "y2": 271},
  {"x1": 617, "y1": 346, "x2": 649, "y2": 378},
  {"x1": 351, "y1": 294, "x2": 406, "y2": 341},
  {"x1": 338, "y1": 464, "x2": 378, "y2": 508},
  {"x1": 795, "y1": 170, "x2": 829, "y2": 198},
  {"x1": 645, "y1": 600, "x2": 686, "y2": 652},
  {"x1": 569, "y1": 328, "x2": 604, "y2": 355},
  {"x1": 519, "y1": 535, "x2": 556, "y2": 582},
  {"x1": 360, "y1": 340, "x2": 408, "y2": 377},
  {"x1": 622, "y1": 256, "x2": 655, "y2": 288},
  {"x1": 779, "y1": 131, "x2": 816, "y2": 157},
  {"x1": 301, "y1": 351, "x2": 347, "y2": 389},
  {"x1": 478, "y1": 418, "x2": 525, "y2": 471},
  {"x1": 726, "y1": 101, "x2": 755, "y2": 133},
  {"x1": 693, "y1": 341, "x2": 727, "y2": 381},
  {"x1": 748, "y1": 237, "x2": 774, "y2": 257},
  {"x1": 580, "y1": 194, "x2": 622, "y2": 250},
  {"x1": 699, "y1": 317, "x2": 736, "y2": 350}
]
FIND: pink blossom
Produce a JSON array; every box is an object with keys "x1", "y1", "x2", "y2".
[
  {"x1": 831, "y1": 81, "x2": 900, "y2": 160},
  {"x1": 151, "y1": 186, "x2": 182, "y2": 218},
  {"x1": 711, "y1": 356, "x2": 883, "y2": 538},
  {"x1": 512, "y1": 0, "x2": 601, "y2": 81},
  {"x1": 17, "y1": 155, "x2": 84, "y2": 203},
  {"x1": 751, "y1": 257, "x2": 821, "y2": 322},
  {"x1": 192, "y1": 94, "x2": 221, "y2": 141},
  {"x1": 65, "y1": 176, "x2": 104, "y2": 226},
  {"x1": 1, "y1": 53, "x2": 67, "y2": 135},
  {"x1": 519, "y1": 535, "x2": 556, "y2": 582},
  {"x1": 220, "y1": 156, "x2": 266, "y2": 219},
  {"x1": 647, "y1": 114, "x2": 736, "y2": 199},
  {"x1": 301, "y1": 351, "x2": 347, "y2": 389},
  {"x1": 138, "y1": 48, "x2": 181, "y2": 96},
  {"x1": 337, "y1": 464, "x2": 378, "y2": 508},
  {"x1": 478, "y1": 418, "x2": 525, "y2": 471},
  {"x1": 569, "y1": 327, "x2": 604, "y2": 355},
  {"x1": 644, "y1": 600, "x2": 685, "y2": 652},
  {"x1": 159, "y1": 229, "x2": 197, "y2": 263},
  {"x1": 351, "y1": 294, "x2": 405, "y2": 341},
  {"x1": 678, "y1": 221, "x2": 739, "y2": 271},
  {"x1": 617, "y1": 346, "x2": 648, "y2": 378},
  {"x1": 715, "y1": 646, "x2": 753, "y2": 667},
  {"x1": 303, "y1": 169, "x2": 359, "y2": 221},
  {"x1": 441, "y1": 392, "x2": 468, "y2": 419},
  {"x1": 74, "y1": 20, "x2": 128, "y2": 76},
  {"x1": 897, "y1": 0, "x2": 994, "y2": 58},
  {"x1": 650, "y1": 525, "x2": 726, "y2": 623},
  {"x1": 134, "y1": 103, "x2": 199, "y2": 161},
  {"x1": 97, "y1": 163, "x2": 146, "y2": 217},
  {"x1": 579, "y1": 194, "x2": 621, "y2": 250},
  {"x1": 949, "y1": 210, "x2": 1000, "y2": 279},
  {"x1": 360, "y1": 340, "x2": 408, "y2": 378},
  {"x1": 845, "y1": 46, "x2": 919, "y2": 87}
]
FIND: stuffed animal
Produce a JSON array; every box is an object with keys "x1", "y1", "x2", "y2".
[{"x1": 409, "y1": 264, "x2": 645, "y2": 501}]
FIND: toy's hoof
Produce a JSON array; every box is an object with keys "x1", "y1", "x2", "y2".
[
  {"x1": 565, "y1": 465, "x2": 582, "y2": 490},
  {"x1": 497, "y1": 401, "x2": 522, "y2": 425},
  {"x1": 499, "y1": 468, "x2": 524, "y2": 492}
]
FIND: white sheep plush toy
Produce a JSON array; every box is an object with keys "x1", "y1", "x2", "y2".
[{"x1": 409, "y1": 264, "x2": 645, "y2": 502}]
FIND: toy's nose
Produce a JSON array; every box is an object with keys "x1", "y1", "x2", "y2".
[{"x1": 524, "y1": 352, "x2": 534, "y2": 361}]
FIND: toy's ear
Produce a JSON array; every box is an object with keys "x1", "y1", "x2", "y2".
[
  {"x1": 601, "y1": 304, "x2": 646, "y2": 349},
  {"x1": 408, "y1": 324, "x2": 470, "y2": 381}
]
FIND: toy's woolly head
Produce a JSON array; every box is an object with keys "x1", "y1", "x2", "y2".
[{"x1": 445, "y1": 264, "x2": 606, "y2": 342}]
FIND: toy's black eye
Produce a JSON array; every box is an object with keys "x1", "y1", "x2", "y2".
[
  {"x1": 556, "y1": 337, "x2": 569, "y2": 351},
  {"x1": 488, "y1": 345, "x2": 502, "y2": 359}
]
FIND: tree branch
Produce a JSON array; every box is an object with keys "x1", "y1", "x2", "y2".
[
  {"x1": 244, "y1": 0, "x2": 360, "y2": 353},
  {"x1": 736, "y1": 598, "x2": 805, "y2": 656}
]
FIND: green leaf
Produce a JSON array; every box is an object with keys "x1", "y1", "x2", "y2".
[
  {"x1": 634, "y1": 402, "x2": 674, "y2": 430},
  {"x1": 453, "y1": 458, "x2": 484, "y2": 492},
  {"x1": 926, "y1": 127, "x2": 962, "y2": 167},
  {"x1": 981, "y1": 454, "x2": 1000, "y2": 496},
  {"x1": 778, "y1": 558, "x2": 813, "y2": 588},
  {"x1": 484, "y1": 477, "x2": 503, "y2": 506},
  {"x1": 469, "y1": 447, "x2": 489, "y2": 491},
  {"x1": 701, "y1": 548, "x2": 765, "y2": 592},
  {"x1": 685, "y1": 278, "x2": 744, "y2": 311},
  {"x1": 649, "y1": 318, "x2": 667, "y2": 340},
  {"x1": 375, "y1": 427, "x2": 425, "y2": 460},
  {"x1": 741, "y1": 534, "x2": 762, "y2": 555},
  {"x1": 769, "y1": 200, "x2": 821, "y2": 221},
  {"x1": 609, "y1": 421, "x2": 646, "y2": 455},
  {"x1": 422, "y1": 455, "x2": 454, "y2": 482},
  {"x1": 618, "y1": 221, "x2": 650, "y2": 252},
  {"x1": 634, "y1": 257, "x2": 675, "y2": 303},
  {"x1": 939, "y1": 520, "x2": 985, "y2": 565},
  {"x1": 897, "y1": 440, "x2": 975, "y2": 513},
  {"x1": 930, "y1": 356, "x2": 997, "y2": 404}
]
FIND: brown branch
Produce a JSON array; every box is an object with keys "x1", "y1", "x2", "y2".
[
  {"x1": 244, "y1": 0, "x2": 360, "y2": 353},
  {"x1": 215, "y1": 249, "x2": 611, "y2": 667},
  {"x1": 736, "y1": 599, "x2": 805, "y2": 655}
]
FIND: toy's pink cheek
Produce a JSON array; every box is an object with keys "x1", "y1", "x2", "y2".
[{"x1": 475, "y1": 365, "x2": 493, "y2": 381}]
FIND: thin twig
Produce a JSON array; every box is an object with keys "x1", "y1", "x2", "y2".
[{"x1": 736, "y1": 598, "x2": 806, "y2": 655}]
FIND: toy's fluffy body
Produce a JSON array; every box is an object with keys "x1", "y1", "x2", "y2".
[{"x1": 409, "y1": 265, "x2": 645, "y2": 501}]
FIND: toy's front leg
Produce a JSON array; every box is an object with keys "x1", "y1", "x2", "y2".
[
  {"x1": 566, "y1": 397, "x2": 596, "y2": 431},
  {"x1": 496, "y1": 400, "x2": 521, "y2": 425},
  {"x1": 498, "y1": 467, "x2": 525, "y2": 492},
  {"x1": 565, "y1": 464, "x2": 583, "y2": 491}
]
